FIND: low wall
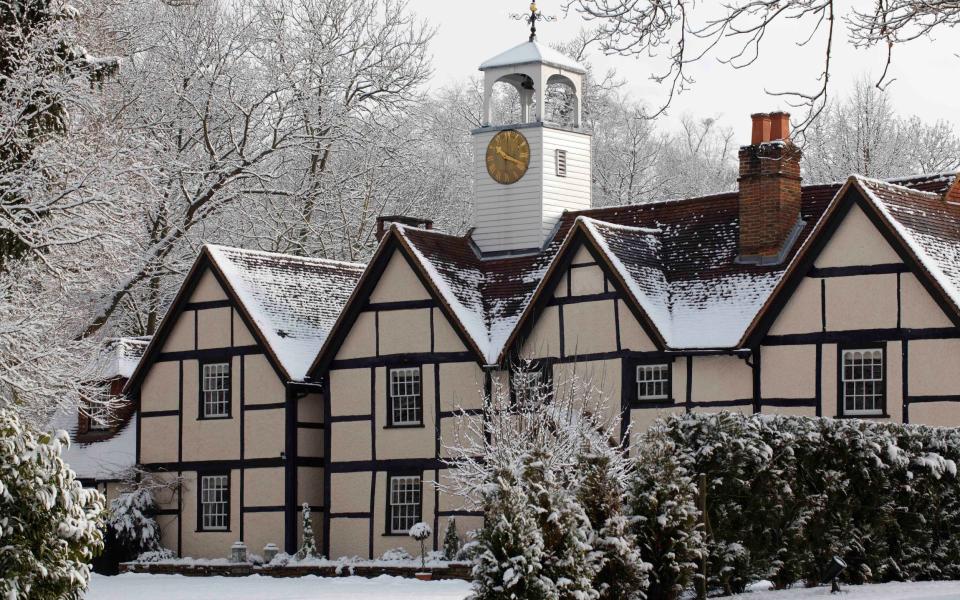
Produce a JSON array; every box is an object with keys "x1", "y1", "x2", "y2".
[{"x1": 119, "y1": 561, "x2": 473, "y2": 581}]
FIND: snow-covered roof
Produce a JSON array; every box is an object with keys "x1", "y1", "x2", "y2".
[
  {"x1": 91, "y1": 337, "x2": 150, "y2": 381},
  {"x1": 48, "y1": 410, "x2": 137, "y2": 481},
  {"x1": 479, "y1": 40, "x2": 586, "y2": 74},
  {"x1": 206, "y1": 245, "x2": 365, "y2": 381},
  {"x1": 853, "y1": 175, "x2": 960, "y2": 314},
  {"x1": 384, "y1": 173, "x2": 957, "y2": 363}
]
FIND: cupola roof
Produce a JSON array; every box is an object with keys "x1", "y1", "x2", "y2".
[{"x1": 479, "y1": 40, "x2": 586, "y2": 74}]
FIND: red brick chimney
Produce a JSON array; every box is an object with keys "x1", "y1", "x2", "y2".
[{"x1": 738, "y1": 111, "x2": 803, "y2": 264}]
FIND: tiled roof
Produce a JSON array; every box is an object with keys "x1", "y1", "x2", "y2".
[
  {"x1": 395, "y1": 172, "x2": 958, "y2": 359},
  {"x1": 856, "y1": 176, "x2": 960, "y2": 313},
  {"x1": 207, "y1": 245, "x2": 366, "y2": 381}
]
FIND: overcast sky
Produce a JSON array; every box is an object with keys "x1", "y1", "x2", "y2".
[{"x1": 417, "y1": 0, "x2": 959, "y2": 137}]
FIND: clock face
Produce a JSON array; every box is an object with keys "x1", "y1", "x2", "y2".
[{"x1": 486, "y1": 129, "x2": 530, "y2": 185}]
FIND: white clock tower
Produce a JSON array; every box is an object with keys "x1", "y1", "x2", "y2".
[{"x1": 472, "y1": 10, "x2": 592, "y2": 256}]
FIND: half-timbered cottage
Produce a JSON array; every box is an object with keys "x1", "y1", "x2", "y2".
[{"x1": 127, "y1": 38, "x2": 960, "y2": 561}]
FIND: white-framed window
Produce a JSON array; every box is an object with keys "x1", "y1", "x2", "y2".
[
  {"x1": 388, "y1": 475, "x2": 421, "y2": 535},
  {"x1": 388, "y1": 367, "x2": 421, "y2": 426},
  {"x1": 841, "y1": 348, "x2": 884, "y2": 416},
  {"x1": 636, "y1": 364, "x2": 670, "y2": 401},
  {"x1": 84, "y1": 401, "x2": 112, "y2": 431},
  {"x1": 201, "y1": 362, "x2": 230, "y2": 418},
  {"x1": 200, "y1": 474, "x2": 229, "y2": 531}
]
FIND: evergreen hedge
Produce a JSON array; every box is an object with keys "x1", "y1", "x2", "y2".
[{"x1": 647, "y1": 412, "x2": 960, "y2": 592}]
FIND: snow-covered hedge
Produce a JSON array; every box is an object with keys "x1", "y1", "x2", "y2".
[
  {"x1": 108, "y1": 487, "x2": 162, "y2": 558},
  {"x1": 649, "y1": 412, "x2": 960, "y2": 591},
  {"x1": 0, "y1": 408, "x2": 105, "y2": 599}
]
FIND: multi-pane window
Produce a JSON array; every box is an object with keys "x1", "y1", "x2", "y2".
[
  {"x1": 85, "y1": 401, "x2": 112, "y2": 431},
  {"x1": 841, "y1": 348, "x2": 884, "y2": 416},
  {"x1": 200, "y1": 474, "x2": 229, "y2": 531},
  {"x1": 513, "y1": 370, "x2": 547, "y2": 409},
  {"x1": 636, "y1": 364, "x2": 670, "y2": 401},
  {"x1": 389, "y1": 367, "x2": 421, "y2": 426},
  {"x1": 388, "y1": 475, "x2": 421, "y2": 534},
  {"x1": 202, "y1": 362, "x2": 230, "y2": 418}
]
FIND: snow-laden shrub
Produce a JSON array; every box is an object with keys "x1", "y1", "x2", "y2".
[
  {"x1": 108, "y1": 487, "x2": 161, "y2": 558},
  {"x1": 442, "y1": 518, "x2": 462, "y2": 561},
  {"x1": 577, "y1": 451, "x2": 650, "y2": 600},
  {"x1": 409, "y1": 522, "x2": 432, "y2": 569},
  {"x1": 0, "y1": 409, "x2": 106, "y2": 599},
  {"x1": 650, "y1": 412, "x2": 960, "y2": 592},
  {"x1": 295, "y1": 503, "x2": 319, "y2": 560},
  {"x1": 630, "y1": 422, "x2": 704, "y2": 600},
  {"x1": 380, "y1": 548, "x2": 413, "y2": 561},
  {"x1": 136, "y1": 549, "x2": 176, "y2": 563}
]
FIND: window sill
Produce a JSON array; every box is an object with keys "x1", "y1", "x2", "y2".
[
  {"x1": 384, "y1": 423, "x2": 425, "y2": 429},
  {"x1": 198, "y1": 415, "x2": 232, "y2": 421},
  {"x1": 382, "y1": 532, "x2": 417, "y2": 537},
  {"x1": 837, "y1": 413, "x2": 890, "y2": 420},
  {"x1": 630, "y1": 399, "x2": 676, "y2": 408},
  {"x1": 196, "y1": 528, "x2": 231, "y2": 533}
]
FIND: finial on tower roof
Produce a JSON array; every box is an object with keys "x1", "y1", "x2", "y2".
[{"x1": 511, "y1": 2, "x2": 556, "y2": 42}]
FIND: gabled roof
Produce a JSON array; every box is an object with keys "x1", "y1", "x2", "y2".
[
  {"x1": 479, "y1": 40, "x2": 586, "y2": 74},
  {"x1": 206, "y1": 245, "x2": 365, "y2": 381},
  {"x1": 380, "y1": 172, "x2": 957, "y2": 364},
  {"x1": 742, "y1": 174, "x2": 960, "y2": 345},
  {"x1": 126, "y1": 245, "x2": 364, "y2": 392}
]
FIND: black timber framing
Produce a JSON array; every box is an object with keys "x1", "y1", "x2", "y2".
[
  {"x1": 505, "y1": 230, "x2": 666, "y2": 367},
  {"x1": 309, "y1": 232, "x2": 484, "y2": 378},
  {"x1": 284, "y1": 387, "x2": 301, "y2": 554},
  {"x1": 745, "y1": 186, "x2": 960, "y2": 348}
]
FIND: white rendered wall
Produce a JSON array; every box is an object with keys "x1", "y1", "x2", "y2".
[{"x1": 472, "y1": 124, "x2": 591, "y2": 254}]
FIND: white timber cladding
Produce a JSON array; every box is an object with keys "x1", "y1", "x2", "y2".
[{"x1": 472, "y1": 124, "x2": 591, "y2": 254}]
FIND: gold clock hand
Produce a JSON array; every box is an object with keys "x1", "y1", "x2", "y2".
[{"x1": 496, "y1": 146, "x2": 524, "y2": 167}]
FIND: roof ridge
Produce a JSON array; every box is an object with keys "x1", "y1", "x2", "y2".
[
  {"x1": 577, "y1": 215, "x2": 662, "y2": 234},
  {"x1": 204, "y1": 243, "x2": 366, "y2": 270},
  {"x1": 852, "y1": 174, "x2": 944, "y2": 199}
]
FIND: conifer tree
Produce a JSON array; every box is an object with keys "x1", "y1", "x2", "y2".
[
  {"x1": 630, "y1": 423, "x2": 704, "y2": 600},
  {"x1": 524, "y1": 450, "x2": 600, "y2": 600},
  {"x1": 296, "y1": 503, "x2": 318, "y2": 560},
  {"x1": 471, "y1": 466, "x2": 552, "y2": 600},
  {"x1": 443, "y1": 518, "x2": 461, "y2": 561},
  {"x1": 577, "y1": 450, "x2": 650, "y2": 600}
]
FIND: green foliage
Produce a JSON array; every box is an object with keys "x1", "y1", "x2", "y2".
[
  {"x1": 443, "y1": 518, "x2": 461, "y2": 561},
  {"x1": 630, "y1": 423, "x2": 704, "y2": 600},
  {"x1": 654, "y1": 412, "x2": 960, "y2": 593},
  {"x1": 0, "y1": 408, "x2": 105, "y2": 599},
  {"x1": 472, "y1": 466, "x2": 552, "y2": 600},
  {"x1": 296, "y1": 503, "x2": 318, "y2": 560},
  {"x1": 576, "y1": 451, "x2": 649, "y2": 600}
]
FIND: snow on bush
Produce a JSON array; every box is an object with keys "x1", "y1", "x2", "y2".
[
  {"x1": 380, "y1": 548, "x2": 414, "y2": 562},
  {"x1": 409, "y1": 522, "x2": 432, "y2": 541},
  {"x1": 107, "y1": 487, "x2": 162, "y2": 558},
  {"x1": 630, "y1": 422, "x2": 704, "y2": 600},
  {"x1": 650, "y1": 412, "x2": 960, "y2": 591},
  {"x1": 446, "y1": 366, "x2": 643, "y2": 600},
  {"x1": 0, "y1": 409, "x2": 105, "y2": 599},
  {"x1": 295, "y1": 503, "x2": 320, "y2": 560},
  {"x1": 442, "y1": 518, "x2": 461, "y2": 561}
]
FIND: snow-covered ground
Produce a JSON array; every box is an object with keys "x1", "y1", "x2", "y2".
[
  {"x1": 739, "y1": 580, "x2": 960, "y2": 599},
  {"x1": 84, "y1": 574, "x2": 960, "y2": 600},
  {"x1": 85, "y1": 573, "x2": 472, "y2": 600}
]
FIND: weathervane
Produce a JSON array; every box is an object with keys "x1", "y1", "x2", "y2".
[{"x1": 511, "y1": 2, "x2": 556, "y2": 42}]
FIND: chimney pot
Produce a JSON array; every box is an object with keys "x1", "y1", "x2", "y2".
[
  {"x1": 751, "y1": 113, "x2": 771, "y2": 145},
  {"x1": 769, "y1": 111, "x2": 791, "y2": 141}
]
